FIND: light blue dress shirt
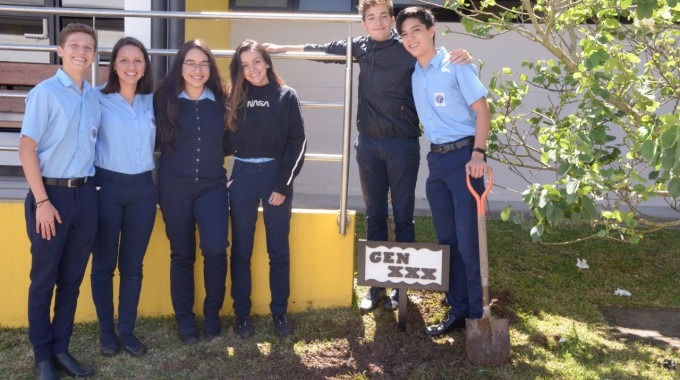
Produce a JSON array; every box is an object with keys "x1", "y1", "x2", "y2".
[
  {"x1": 21, "y1": 69, "x2": 101, "y2": 178},
  {"x1": 94, "y1": 88, "x2": 155, "y2": 174},
  {"x1": 178, "y1": 88, "x2": 215, "y2": 101},
  {"x1": 412, "y1": 48, "x2": 488, "y2": 144}
]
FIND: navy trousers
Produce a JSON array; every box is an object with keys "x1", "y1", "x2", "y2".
[
  {"x1": 426, "y1": 145, "x2": 485, "y2": 319},
  {"x1": 25, "y1": 181, "x2": 97, "y2": 362},
  {"x1": 90, "y1": 168, "x2": 157, "y2": 338},
  {"x1": 229, "y1": 160, "x2": 292, "y2": 319},
  {"x1": 355, "y1": 133, "x2": 420, "y2": 243},
  {"x1": 158, "y1": 175, "x2": 229, "y2": 335}
]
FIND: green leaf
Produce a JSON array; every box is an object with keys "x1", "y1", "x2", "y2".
[
  {"x1": 635, "y1": 0, "x2": 656, "y2": 19},
  {"x1": 501, "y1": 205, "x2": 512, "y2": 221},
  {"x1": 512, "y1": 213, "x2": 523, "y2": 225},
  {"x1": 660, "y1": 125, "x2": 679, "y2": 148},
  {"x1": 640, "y1": 140, "x2": 657, "y2": 161},
  {"x1": 582, "y1": 197, "x2": 598, "y2": 219},
  {"x1": 530, "y1": 225, "x2": 544, "y2": 242},
  {"x1": 566, "y1": 179, "x2": 580, "y2": 195},
  {"x1": 668, "y1": 178, "x2": 680, "y2": 199},
  {"x1": 603, "y1": 18, "x2": 621, "y2": 29},
  {"x1": 624, "y1": 53, "x2": 640, "y2": 63}
]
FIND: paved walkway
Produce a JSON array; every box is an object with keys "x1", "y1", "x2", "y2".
[{"x1": 601, "y1": 307, "x2": 680, "y2": 348}]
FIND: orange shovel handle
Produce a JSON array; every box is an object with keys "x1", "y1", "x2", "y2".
[{"x1": 466, "y1": 167, "x2": 493, "y2": 216}]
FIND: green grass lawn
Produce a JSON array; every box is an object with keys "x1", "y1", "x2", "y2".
[{"x1": 1, "y1": 216, "x2": 678, "y2": 379}]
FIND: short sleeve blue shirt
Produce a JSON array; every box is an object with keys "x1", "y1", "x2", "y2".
[
  {"x1": 20, "y1": 69, "x2": 101, "y2": 178},
  {"x1": 412, "y1": 48, "x2": 488, "y2": 144},
  {"x1": 94, "y1": 88, "x2": 155, "y2": 174}
]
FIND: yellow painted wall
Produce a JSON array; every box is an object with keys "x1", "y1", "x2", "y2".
[
  {"x1": 0, "y1": 201, "x2": 355, "y2": 327},
  {"x1": 185, "y1": 0, "x2": 231, "y2": 72}
]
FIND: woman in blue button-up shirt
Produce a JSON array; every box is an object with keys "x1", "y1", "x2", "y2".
[{"x1": 91, "y1": 37, "x2": 156, "y2": 358}]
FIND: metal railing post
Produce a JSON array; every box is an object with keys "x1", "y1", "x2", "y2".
[{"x1": 338, "y1": 25, "x2": 353, "y2": 236}]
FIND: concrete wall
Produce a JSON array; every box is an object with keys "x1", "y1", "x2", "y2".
[{"x1": 0, "y1": 201, "x2": 355, "y2": 327}]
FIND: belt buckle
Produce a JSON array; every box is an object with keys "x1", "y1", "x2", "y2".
[
  {"x1": 67, "y1": 178, "x2": 77, "y2": 188},
  {"x1": 435, "y1": 145, "x2": 445, "y2": 153}
]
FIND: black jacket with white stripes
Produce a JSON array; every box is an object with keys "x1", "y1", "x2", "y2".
[{"x1": 227, "y1": 81, "x2": 306, "y2": 196}]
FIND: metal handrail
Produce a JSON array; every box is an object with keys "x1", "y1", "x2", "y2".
[
  {"x1": 0, "y1": 5, "x2": 358, "y2": 234},
  {"x1": 0, "y1": 5, "x2": 362, "y2": 23},
  {"x1": 0, "y1": 44, "x2": 346, "y2": 61}
]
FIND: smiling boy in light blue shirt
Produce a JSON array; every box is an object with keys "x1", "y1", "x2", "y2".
[
  {"x1": 19, "y1": 23, "x2": 100, "y2": 379},
  {"x1": 397, "y1": 6, "x2": 491, "y2": 336}
]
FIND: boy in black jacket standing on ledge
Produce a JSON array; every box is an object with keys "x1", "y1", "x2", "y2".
[{"x1": 264, "y1": 0, "x2": 472, "y2": 312}]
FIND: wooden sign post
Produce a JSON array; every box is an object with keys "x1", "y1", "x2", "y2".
[{"x1": 357, "y1": 240, "x2": 450, "y2": 330}]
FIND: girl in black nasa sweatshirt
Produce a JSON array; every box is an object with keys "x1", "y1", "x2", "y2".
[{"x1": 226, "y1": 39, "x2": 306, "y2": 338}]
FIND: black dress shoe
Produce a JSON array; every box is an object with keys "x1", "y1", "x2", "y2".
[
  {"x1": 424, "y1": 314, "x2": 466, "y2": 336},
  {"x1": 99, "y1": 342, "x2": 120, "y2": 356},
  {"x1": 53, "y1": 352, "x2": 94, "y2": 377},
  {"x1": 203, "y1": 329, "x2": 220, "y2": 341},
  {"x1": 34, "y1": 359, "x2": 60, "y2": 380},
  {"x1": 99, "y1": 331, "x2": 119, "y2": 356},
  {"x1": 120, "y1": 334, "x2": 148, "y2": 357},
  {"x1": 179, "y1": 330, "x2": 200, "y2": 345}
]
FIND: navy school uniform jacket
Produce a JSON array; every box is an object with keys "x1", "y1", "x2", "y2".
[
  {"x1": 156, "y1": 97, "x2": 229, "y2": 180},
  {"x1": 228, "y1": 81, "x2": 306, "y2": 196}
]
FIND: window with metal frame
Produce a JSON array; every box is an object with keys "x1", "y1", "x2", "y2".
[{"x1": 230, "y1": 0, "x2": 357, "y2": 13}]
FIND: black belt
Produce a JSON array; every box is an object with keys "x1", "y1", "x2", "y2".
[
  {"x1": 43, "y1": 177, "x2": 89, "y2": 188},
  {"x1": 430, "y1": 137, "x2": 474, "y2": 154}
]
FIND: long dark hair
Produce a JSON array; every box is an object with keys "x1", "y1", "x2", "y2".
[
  {"x1": 227, "y1": 39, "x2": 284, "y2": 132},
  {"x1": 101, "y1": 37, "x2": 154, "y2": 95},
  {"x1": 155, "y1": 39, "x2": 228, "y2": 152}
]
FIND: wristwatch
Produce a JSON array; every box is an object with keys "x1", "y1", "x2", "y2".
[{"x1": 472, "y1": 147, "x2": 486, "y2": 155}]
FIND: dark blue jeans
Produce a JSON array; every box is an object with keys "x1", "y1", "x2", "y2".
[
  {"x1": 90, "y1": 168, "x2": 157, "y2": 338},
  {"x1": 426, "y1": 145, "x2": 485, "y2": 319},
  {"x1": 25, "y1": 181, "x2": 97, "y2": 362},
  {"x1": 229, "y1": 160, "x2": 292, "y2": 318},
  {"x1": 158, "y1": 175, "x2": 229, "y2": 335},
  {"x1": 355, "y1": 133, "x2": 420, "y2": 243}
]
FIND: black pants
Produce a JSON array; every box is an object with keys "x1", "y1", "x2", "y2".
[
  {"x1": 158, "y1": 175, "x2": 229, "y2": 335},
  {"x1": 25, "y1": 181, "x2": 97, "y2": 362}
]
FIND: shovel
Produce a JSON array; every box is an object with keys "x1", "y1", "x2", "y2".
[{"x1": 465, "y1": 168, "x2": 511, "y2": 366}]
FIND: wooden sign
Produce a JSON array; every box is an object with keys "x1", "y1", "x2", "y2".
[{"x1": 357, "y1": 240, "x2": 450, "y2": 291}]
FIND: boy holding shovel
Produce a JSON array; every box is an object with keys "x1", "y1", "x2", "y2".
[{"x1": 396, "y1": 7, "x2": 490, "y2": 336}]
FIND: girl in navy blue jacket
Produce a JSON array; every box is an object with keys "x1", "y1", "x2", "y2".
[
  {"x1": 154, "y1": 40, "x2": 230, "y2": 344},
  {"x1": 227, "y1": 39, "x2": 306, "y2": 338}
]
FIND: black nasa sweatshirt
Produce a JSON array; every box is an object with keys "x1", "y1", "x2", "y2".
[{"x1": 228, "y1": 81, "x2": 306, "y2": 196}]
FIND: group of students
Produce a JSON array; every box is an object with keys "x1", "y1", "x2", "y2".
[
  {"x1": 265, "y1": 0, "x2": 490, "y2": 336},
  {"x1": 20, "y1": 24, "x2": 305, "y2": 380},
  {"x1": 20, "y1": 0, "x2": 490, "y2": 379}
]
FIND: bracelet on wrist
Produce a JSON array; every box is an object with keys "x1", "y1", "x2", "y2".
[
  {"x1": 472, "y1": 147, "x2": 486, "y2": 155},
  {"x1": 36, "y1": 198, "x2": 50, "y2": 207}
]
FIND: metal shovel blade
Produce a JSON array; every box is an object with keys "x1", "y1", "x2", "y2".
[
  {"x1": 464, "y1": 169, "x2": 511, "y2": 366},
  {"x1": 466, "y1": 316, "x2": 511, "y2": 366}
]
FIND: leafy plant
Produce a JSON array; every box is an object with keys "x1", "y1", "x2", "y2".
[{"x1": 441, "y1": 0, "x2": 680, "y2": 243}]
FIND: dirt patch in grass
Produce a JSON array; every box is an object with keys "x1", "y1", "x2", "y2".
[{"x1": 600, "y1": 307, "x2": 680, "y2": 348}]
